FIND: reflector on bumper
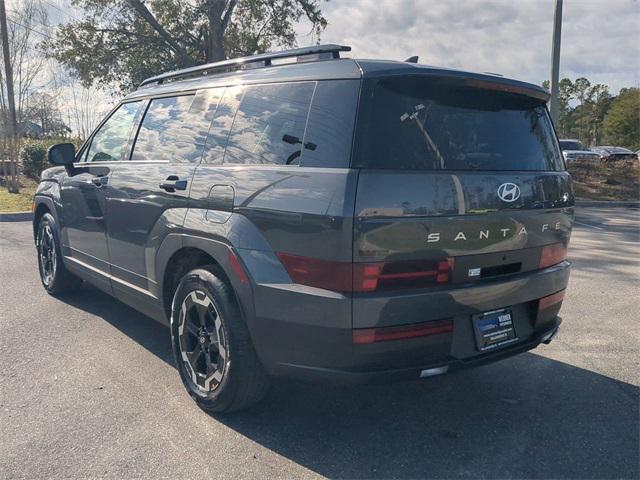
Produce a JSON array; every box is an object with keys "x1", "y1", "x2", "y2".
[{"x1": 353, "y1": 319, "x2": 453, "y2": 344}]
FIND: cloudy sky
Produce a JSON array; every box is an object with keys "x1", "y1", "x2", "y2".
[
  {"x1": 13, "y1": 0, "x2": 640, "y2": 95},
  {"x1": 6, "y1": 0, "x2": 639, "y2": 134},
  {"x1": 305, "y1": 0, "x2": 639, "y2": 93}
]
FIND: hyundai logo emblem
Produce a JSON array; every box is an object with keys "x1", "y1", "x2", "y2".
[{"x1": 497, "y1": 183, "x2": 521, "y2": 202}]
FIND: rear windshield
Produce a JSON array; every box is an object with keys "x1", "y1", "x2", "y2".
[
  {"x1": 559, "y1": 140, "x2": 585, "y2": 151},
  {"x1": 354, "y1": 77, "x2": 563, "y2": 171}
]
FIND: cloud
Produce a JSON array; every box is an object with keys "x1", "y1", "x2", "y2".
[{"x1": 303, "y1": 0, "x2": 640, "y2": 93}]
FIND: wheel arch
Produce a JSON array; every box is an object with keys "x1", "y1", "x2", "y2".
[
  {"x1": 156, "y1": 235, "x2": 255, "y2": 328},
  {"x1": 32, "y1": 196, "x2": 58, "y2": 242}
]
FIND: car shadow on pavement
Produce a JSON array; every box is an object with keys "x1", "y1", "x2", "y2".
[
  {"x1": 59, "y1": 285, "x2": 639, "y2": 480},
  {"x1": 222, "y1": 360, "x2": 638, "y2": 479},
  {"x1": 58, "y1": 284, "x2": 176, "y2": 367}
]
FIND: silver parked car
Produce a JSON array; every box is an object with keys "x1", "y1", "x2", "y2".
[
  {"x1": 558, "y1": 139, "x2": 600, "y2": 162},
  {"x1": 591, "y1": 146, "x2": 638, "y2": 162}
]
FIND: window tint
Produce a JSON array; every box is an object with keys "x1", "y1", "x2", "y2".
[
  {"x1": 224, "y1": 82, "x2": 314, "y2": 165},
  {"x1": 131, "y1": 90, "x2": 222, "y2": 162},
  {"x1": 299, "y1": 80, "x2": 358, "y2": 168},
  {"x1": 559, "y1": 140, "x2": 584, "y2": 151},
  {"x1": 76, "y1": 144, "x2": 89, "y2": 162},
  {"x1": 355, "y1": 77, "x2": 563, "y2": 171},
  {"x1": 86, "y1": 101, "x2": 141, "y2": 162},
  {"x1": 202, "y1": 86, "x2": 243, "y2": 165}
]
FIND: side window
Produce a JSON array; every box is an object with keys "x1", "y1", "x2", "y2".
[
  {"x1": 86, "y1": 101, "x2": 141, "y2": 162},
  {"x1": 202, "y1": 86, "x2": 243, "y2": 165},
  {"x1": 76, "y1": 144, "x2": 89, "y2": 163},
  {"x1": 224, "y1": 82, "x2": 314, "y2": 165},
  {"x1": 299, "y1": 80, "x2": 359, "y2": 168},
  {"x1": 131, "y1": 89, "x2": 222, "y2": 162}
]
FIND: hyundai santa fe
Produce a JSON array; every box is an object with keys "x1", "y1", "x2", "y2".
[{"x1": 33, "y1": 45, "x2": 573, "y2": 412}]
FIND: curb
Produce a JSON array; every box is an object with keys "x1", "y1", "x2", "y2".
[
  {"x1": 0, "y1": 211, "x2": 34, "y2": 222},
  {"x1": 575, "y1": 199, "x2": 639, "y2": 208}
]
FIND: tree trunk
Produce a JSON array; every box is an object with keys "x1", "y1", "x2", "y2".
[
  {"x1": 205, "y1": 0, "x2": 227, "y2": 62},
  {"x1": 1, "y1": 138, "x2": 7, "y2": 181},
  {"x1": 207, "y1": 29, "x2": 225, "y2": 62},
  {"x1": 7, "y1": 137, "x2": 19, "y2": 193},
  {"x1": 0, "y1": 0, "x2": 20, "y2": 193}
]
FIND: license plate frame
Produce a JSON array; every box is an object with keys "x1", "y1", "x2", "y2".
[{"x1": 472, "y1": 308, "x2": 518, "y2": 352}]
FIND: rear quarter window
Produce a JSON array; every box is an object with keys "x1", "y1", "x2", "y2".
[
  {"x1": 298, "y1": 80, "x2": 359, "y2": 168},
  {"x1": 354, "y1": 77, "x2": 563, "y2": 171},
  {"x1": 223, "y1": 82, "x2": 314, "y2": 166}
]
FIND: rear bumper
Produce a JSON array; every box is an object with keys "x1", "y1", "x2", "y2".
[
  {"x1": 249, "y1": 261, "x2": 570, "y2": 383},
  {"x1": 271, "y1": 317, "x2": 562, "y2": 384}
]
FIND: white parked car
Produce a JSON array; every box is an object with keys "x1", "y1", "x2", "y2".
[{"x1": 558, "y1": 139, "x2": 600, "y2": 162}]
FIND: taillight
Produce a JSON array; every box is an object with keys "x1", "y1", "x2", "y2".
[
  {"x1": 538, "y1": 289, "x2": 565, "y2": 311},
  {"x1": 353, "y1": 319, "x2": 453, "y2": 344},
  {"x1": 275, "y1": 253, "x2": 353, "y2": 292},
  {"x1": 539, "y1": 243, "x2": 567, "y2": 269},
  {"x1": 277, "y1": 253, "x2": 454, "y2": 293},
  {"x1": 353, "y1": 258, "x2": 453, "y2": 292}
]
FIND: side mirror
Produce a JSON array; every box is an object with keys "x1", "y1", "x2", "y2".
[{"x1": 48, "y1": 143, "x2": 76, "y2": 166}]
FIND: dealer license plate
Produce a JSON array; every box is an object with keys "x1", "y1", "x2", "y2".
[{"x1": 472, "y1": 309, "x2": 518, "y2": 352}]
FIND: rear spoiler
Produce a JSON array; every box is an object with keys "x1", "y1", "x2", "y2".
[
  {"x1": 461, "y1": 78, "x2": 550, "y2": 103},
  {"x1": 365, "y1": 65, "x2": 551, "y2": 103}
]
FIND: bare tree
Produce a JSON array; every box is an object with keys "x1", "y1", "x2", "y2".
[
  {"x1": 0, "y1": 0, "x2": 17, "y2": 189},
  {"x1": 47, "y1": 64, "x2": 112, "y2": 141},
  {"x1": 0, "y1": 0, "x2": 48, "y2": 123},
  {"x1": 23, "y1": 92, "x2": 69, "y2": 137},
  {"x1": 0, "y1": 0, "x2": 49, "y2": 191},
  {"x1": 69, "y1": 80, "x2": 107, "y2": 141}
]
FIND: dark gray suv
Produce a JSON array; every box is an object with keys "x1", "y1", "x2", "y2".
[{"x1": 33, "y1": 45, "x2": 573, "y2": 412}]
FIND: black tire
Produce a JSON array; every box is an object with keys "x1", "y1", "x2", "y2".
[
  {"x1": 170, "y1": 265, "x2": 270, "y2": 413},
  {"x1": 36, "y1": 213, "x2": 82, "y2": 295}
]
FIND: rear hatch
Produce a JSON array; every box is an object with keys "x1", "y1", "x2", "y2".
[{"x1": 351, "y1": 74, "x2": 573, "y2": 329}]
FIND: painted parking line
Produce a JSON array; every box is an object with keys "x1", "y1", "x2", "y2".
[{"x1": 573, "y1": 220, "x2": 605, "y2": 230}]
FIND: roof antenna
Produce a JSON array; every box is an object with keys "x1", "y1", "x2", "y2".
[{"x1": 404, "y1": 56, "x2": 419, "y2": 63}]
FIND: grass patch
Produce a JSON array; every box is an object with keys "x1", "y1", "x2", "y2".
[
  {"x1": 0, "y1": 176, "x2": 38, "y2": 213},
  {"x1": 567, "y1": 160, "x2": 639, "y2": 201}
]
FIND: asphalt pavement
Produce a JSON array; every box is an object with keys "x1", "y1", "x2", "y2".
[{"x1": 0, "y1": 206, "x2": 638, "y2": 479}]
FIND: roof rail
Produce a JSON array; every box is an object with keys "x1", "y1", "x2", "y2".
[{"x1": 139, "y1": 44, "x2": 351, "y2": 87}]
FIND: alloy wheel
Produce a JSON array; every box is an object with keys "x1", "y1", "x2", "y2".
[
  {"x1": 178, "y1": 290, "x2": 227, "y2": 392},
  {"x1": 38, "y1": 224, "x2": 57, "y2": 287}
]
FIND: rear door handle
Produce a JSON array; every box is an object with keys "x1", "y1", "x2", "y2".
[{"x1": 159, "y1": 175, "x2": 188, "y2": 192}]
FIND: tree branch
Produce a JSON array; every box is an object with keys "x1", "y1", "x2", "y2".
[
  {"x1": 253, "y1": 11, "x2": 275, "y2": 47},
  {"x1": 221, "y1": 0, "x2": 238, "y2": 32},
  {"x1": 94, "y1": 27, "x2": 158, "y2": 41},
  {"x1": 125, "y1": 0, "x2": 195, "y2": 66}
]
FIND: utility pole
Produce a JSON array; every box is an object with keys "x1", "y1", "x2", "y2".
[
  {"x1": 0, "y1": 0, "x2": 19, "y2": 192},
  {"x1": 549, "y1": 0, "x2": 563, "y2": 125}
]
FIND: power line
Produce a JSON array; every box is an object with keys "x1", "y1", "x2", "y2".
[
  {"x1": 7, "y1": 0, "x2": 82, "y2": 37},
  {"x1": 6, "y1": 16, "x2": 55, "y2": 40},
  {"x1": 11, "y1": 14, "x2": 55, "y2": 33},
  {"x1": 37, "y1": 0, "x2": 82, "y2": 23}
]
